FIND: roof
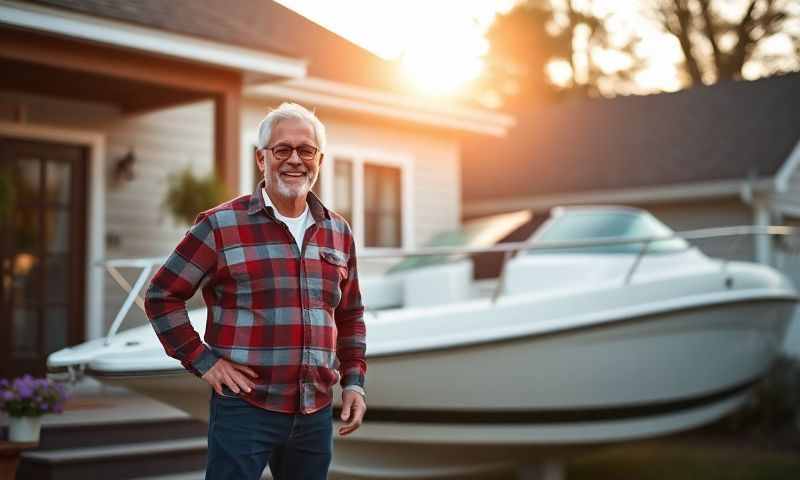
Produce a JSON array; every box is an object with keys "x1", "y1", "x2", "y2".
[
  {"x1": 461, "y1": 72, "x2": 800, "y2": 204},
  {"x1": 23, "y1": 0, "x2": 407, "y2": 95}
]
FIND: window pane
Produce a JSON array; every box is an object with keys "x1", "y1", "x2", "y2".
[
  {"x1": 46, "y1": 208, "x2": 70, "y2": 254},
  {"x1": 14, "y1": 157, "x2": 40, "y2": 205},
  {"x1": 0, "y1": 163, "x2": 13, "y2": 224},
  {"x1": 46, "y1": 161, "x2": 71, "y2": 205},
  {"x1": 12, "y1": 253, "x2": 40, "y2": 307},
  {"x1": 45, "y1": 306, "x2": 68, "y2": 354},
  {"x1": 44, "y1": 255, "x2": 69, "y2": 303},
  {"x1": 334, "y1": 159, "x2": 353, "y2": 226},
  {"x1": 364, "y1": 163, "x2": 401, "y2": 247},
  {"x1": 13, "y1": 308, "x2": 38, "y2": 354},
  {"x1": 15, "y1": 207, "x2": 39, "y2": 252}
]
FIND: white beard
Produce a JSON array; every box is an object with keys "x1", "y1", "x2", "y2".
[{"x1": 266, "y1": 170, "x2": 318, "y2": 198}]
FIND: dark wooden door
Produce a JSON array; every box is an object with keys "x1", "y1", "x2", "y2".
[{"x1": 0, "y1": 138, "x2": 86, "y2": 379}]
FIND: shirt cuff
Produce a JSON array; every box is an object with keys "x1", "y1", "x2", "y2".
[
  {"x1": 190, "y1": 346, "x2": 219, "y2": 376},
  {"x1": 343, "y1": 385, "x2": 366, "y2": 398}
]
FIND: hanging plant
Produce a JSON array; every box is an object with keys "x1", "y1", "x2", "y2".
[{"x1": 162, "y1": 168, "x2": 229, "y2": 226}]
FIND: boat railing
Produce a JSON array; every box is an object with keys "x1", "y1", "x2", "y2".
[{"x1": 99, "y1": 225, "x2": 800, "y2": 341}]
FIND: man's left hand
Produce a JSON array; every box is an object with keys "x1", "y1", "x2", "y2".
[{"x1": 338, "y1": 389, "x2": 366, "y2": 436}]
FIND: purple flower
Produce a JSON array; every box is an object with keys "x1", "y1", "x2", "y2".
[{"x1": 1, "y1": 374, "x2": 68, "y2": 416}]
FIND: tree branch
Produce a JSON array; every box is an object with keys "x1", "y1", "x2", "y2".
[
  {"x1": 722, "y1": 0, "x2": 759, "y2": 80},
  {"x1": 672, "y1": 0, "x2": 705, "y2": 84},
  {"x1": 698, "y1": 0, "x2": 723, "y2": 72}
]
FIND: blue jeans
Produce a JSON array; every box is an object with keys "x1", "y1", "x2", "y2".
[{"x1": 205, "y1": 387, "x2": 333, "y2": 480}]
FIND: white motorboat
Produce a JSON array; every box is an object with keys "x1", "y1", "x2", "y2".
[{"x1": 48, "y1": 206, "x2": 798, "y2": 478}]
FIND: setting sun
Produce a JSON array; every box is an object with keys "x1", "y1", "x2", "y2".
[
  {"x1": 398, "y1": 32, "x2": 486, "y2": 94},
  {"x1": 275, "y1": 0, "x2": 517, "y2": 95}
]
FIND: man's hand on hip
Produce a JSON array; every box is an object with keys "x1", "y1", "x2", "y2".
[
  {"x1": 202, "y1": 358, "x2": 258, "y2": 395},
  {"x1": 338, "y1": 389, "x2": 366, "y2": 436}
]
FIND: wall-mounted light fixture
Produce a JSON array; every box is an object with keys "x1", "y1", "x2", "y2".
[{"x1": 112, "y1": 149, "x2": 136, "y2": 187}]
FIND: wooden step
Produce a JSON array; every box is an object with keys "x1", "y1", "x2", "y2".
[
  {"x1": 17, "y1": 437, "x2": 208, "y2": 480},
  {"x1": 33, "y1": 417, "x2": 207, "y2": 450}
]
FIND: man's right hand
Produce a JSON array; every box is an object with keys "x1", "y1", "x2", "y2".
[{"x1": 202, "y1": 358, "x2": 259, "y2": 395}]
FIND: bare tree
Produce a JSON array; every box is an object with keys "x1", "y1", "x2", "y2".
[
  {"x1": 481, "y1": 0, "x2": 799, "y2": 107},
  {"x1": 652, "y1": 0, "x2": 800, "y2": 85}
]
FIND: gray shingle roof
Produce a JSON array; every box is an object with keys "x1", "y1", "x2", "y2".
[
  {"x1": 462, "y1": 72, "x2": 800, "y2": 203},
  {"x1": 23, "y1": 0, "x2": 406, "y2": 94}
]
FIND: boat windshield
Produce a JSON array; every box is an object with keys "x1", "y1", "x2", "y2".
[
  {"x1": 387, "y1": 210, "x2": 532, "y2": 274},
  {"x1": 526, "y1": 210, "x2": 689, "y2": 255}
]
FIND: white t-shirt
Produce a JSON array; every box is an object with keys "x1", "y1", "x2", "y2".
[{"x1": 262, "y1": 189, "x2": 314, "y2": 251}]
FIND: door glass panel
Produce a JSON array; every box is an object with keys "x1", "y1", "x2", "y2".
[
  {"x1": 12, "y1": 253, "x2": 40, "y2": 307},
  {"x1": 0, "y1": 163, "x2": 13, "y2": 224},
  {"x1": 15, "y1": 207, "x2": 39, "y2": 252},
  {"x1": 45, "y1": 306, "x2": 68, "y2": 354},
  {"x1": 14, "y1": 157, "x2": 40, "y2": 205},
  {"x1": 44, "y1": 255, "x2": 69, "y2": 303},
  {"x1": 46, "y1": 208, "x2": 70, "y2": 254},
  {"x1": 46, "y1": 161, "x2": 71, "y2": 205},
  {"x1": 13, "y1": 308, "x2": 38, "y2": 354}
]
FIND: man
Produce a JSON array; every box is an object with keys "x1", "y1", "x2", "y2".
[{"x1": 144, "y1": 102, "x2": 367, "y2": 480}]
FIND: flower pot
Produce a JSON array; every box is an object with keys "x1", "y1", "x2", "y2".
[{"x1": 8, "y1": 415, "x2": 42, "y2": 443}]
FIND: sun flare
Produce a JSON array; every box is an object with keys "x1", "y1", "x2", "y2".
[{"x1": 400, "y1": 45, "x2": 485, "y2": 95}]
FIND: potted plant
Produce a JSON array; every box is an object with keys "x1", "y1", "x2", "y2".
[
  {"x1": 162, "y1": 168, "x2": 229, "y2": 226},
  {"x1": 1, "y1": 375, "x2": 69, "y2": 443}
]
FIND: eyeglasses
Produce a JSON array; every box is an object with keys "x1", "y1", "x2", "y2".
[{"x1": 264, "y1": 144, "x2": 319, "y2": 161}]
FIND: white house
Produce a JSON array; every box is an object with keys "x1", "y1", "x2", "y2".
[{"x1": 0, "y1": 0, "x2": 513, "y2": 378}]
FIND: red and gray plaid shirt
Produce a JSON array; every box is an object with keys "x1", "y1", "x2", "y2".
[{"x1": 144, "y1": 181, "x2": 366, "y2": 414}]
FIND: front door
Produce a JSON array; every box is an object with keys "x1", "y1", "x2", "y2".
[{"x1": 0, "y1": 137, "x2": 87, "y2": 379}]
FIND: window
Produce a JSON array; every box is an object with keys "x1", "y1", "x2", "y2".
[
  {"x1": 528, "y1": 211, "x2": 688, "y2": 255},
  {"x1": 327, "y1": 151, "x2": 409, "y2": 249},
  {"x1": 364, "y1": 163, "x2": 401, "y2": 247}
]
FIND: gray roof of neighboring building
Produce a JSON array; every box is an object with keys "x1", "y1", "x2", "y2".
[
  {"x1": 462, "y1": 72, "x2": 800, "y2": 203},
  {"x1": 23, "y1": 0, "x2": 407, "y2": 94}
]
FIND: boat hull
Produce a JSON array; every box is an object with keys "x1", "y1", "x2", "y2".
[{"x1": 89, "y1": 296, "x2": 794, "y2": 477}]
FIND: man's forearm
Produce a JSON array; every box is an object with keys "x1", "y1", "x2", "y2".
[{"x1": 144, "y1": 213, "x2": 219, "y2": 377}]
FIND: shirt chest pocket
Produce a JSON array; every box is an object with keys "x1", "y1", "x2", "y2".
[{"x1": 317, "y1": 247, "x2": 349, "y2": 307}]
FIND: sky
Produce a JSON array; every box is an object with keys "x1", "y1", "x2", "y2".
[{"x1": 274, "y1": 0, "x2": 797, "y2": 97}]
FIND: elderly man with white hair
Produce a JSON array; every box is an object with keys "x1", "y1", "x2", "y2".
[{"x1": 144, "y1": 102, "x2": 367, "y2": 480}]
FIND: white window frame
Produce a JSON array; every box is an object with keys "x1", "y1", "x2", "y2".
[
  {"x1": 241, "y1": 135, "x2": 414, "y2": 250},
  {"x1": 324, "y1": 145, "x2": 414, "y2": 251}
]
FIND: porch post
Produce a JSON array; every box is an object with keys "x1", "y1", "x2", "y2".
[{"x1": 214, "y1": 88, "x2": 241, "y2": 195}]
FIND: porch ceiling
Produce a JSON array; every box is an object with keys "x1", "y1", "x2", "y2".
[{"x1": 0, "y1": 56, "x2": 206, "y2": 113}]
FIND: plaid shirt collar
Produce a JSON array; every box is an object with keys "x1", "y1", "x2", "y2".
[{"x1": 247, "y1": 179, "x2": 330, "y2": 225}]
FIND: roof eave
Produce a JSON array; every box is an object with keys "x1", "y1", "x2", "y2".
[
  {"x1": 245, "y1": 77, "x2": 515, "y2": 137},
  {"x1": 0, "y1": 0, "x2": 307, "y2": 82}
]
